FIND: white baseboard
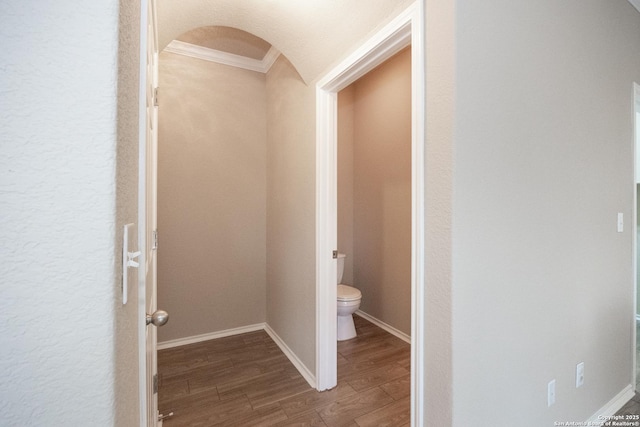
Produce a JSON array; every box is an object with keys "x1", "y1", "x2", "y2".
[
  {"x1": 157, "y1": 323, "x2": 265, "y2": 350},
  {"x1": 586, "y1": 384, "x2": 635, "y2": 425},
  {"x1": 355, "y1": 310, "x2": 411, "y2": 344},
  {"x1": 156, "y1": 322, "x2": 317, "y2": 389},
  {"x1": 264, "y1": 324, "x2": 316, "y2": 389}
]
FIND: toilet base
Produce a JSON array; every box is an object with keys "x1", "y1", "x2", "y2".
[{"x1": 337, "y1": 314, "x2": 357, "y2": 341}]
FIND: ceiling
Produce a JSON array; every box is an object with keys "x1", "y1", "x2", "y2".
[
  {"x1": 176, "y1": 26, "x2": 272, "y2": 61},
  {"x1": 157, "y1": 0, "x2": 415, "y2": 83}
]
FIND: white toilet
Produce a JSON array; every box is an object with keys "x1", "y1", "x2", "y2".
[{"x1": 336, "y1": 253, "x2": 362, "y2": 341}]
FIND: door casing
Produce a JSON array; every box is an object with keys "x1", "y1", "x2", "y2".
[
  {"x1": 315, "y1": 2, "x2": 425, "y2": 425},
  {"x1": 633, "y1": 82, "x2": 640, "y2": 393},
  {"x1": 138, "y1": 1, "x2": 426, "y2": 425}
]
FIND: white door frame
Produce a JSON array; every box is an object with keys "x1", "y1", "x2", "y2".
[
  {"x1": 315, "y1": 2, "x2": 425, "y2": 425},
  {"x1": 138, "y1": 0, "x2": 159, "y2": 425},
  {"x1": 137, "y1": 0, "x2": 149, "y2": 421},
  {"x1": 633, "y1": 82, "x2": 640, "y2": 393}
]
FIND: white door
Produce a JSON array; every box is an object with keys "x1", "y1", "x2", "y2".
[{"x1": 140, "y1": 0, "x2": 161, "y2": 425}]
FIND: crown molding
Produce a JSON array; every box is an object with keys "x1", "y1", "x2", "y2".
[
  {"x1": 261, "y1": 47, "x2": 281, "y2": 72},
  {"x1": 163, "y1": 40, "x2": 280, "y2": 73}
]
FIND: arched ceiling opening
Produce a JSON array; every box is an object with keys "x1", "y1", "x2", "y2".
[
  {"x1": 177, "y1": 26, "x2": 272, "y2": 61},
  {"x1": 157, "y1": 0, "x2": 415, "y2": 84}
]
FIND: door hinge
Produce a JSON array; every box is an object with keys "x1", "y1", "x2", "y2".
[
  {"x1": 153, "y1": 373, "x2": 158, "y2": 394},
  {"x1": 152, "y1": 229, "x2": 158, "y2": 250},
  {"x1": 159, "y1": 412, "x2": 174, "y2": 422},
  {"x1": 153, "y1": 87, "x2": 159, "y2": 107}
]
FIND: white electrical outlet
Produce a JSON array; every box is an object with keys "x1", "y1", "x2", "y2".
[
  {"x1": 576, "y1": 362, "x2": 584, "y2": 388},
  {"x1": 548, "y1": 379, "x2": 556, "y2": 407}
]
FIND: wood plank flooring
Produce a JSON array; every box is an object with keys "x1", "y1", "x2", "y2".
[
  {"x1": 158, "y1": 315, "x2": 411, "y2": 426},
  {"x1": 616, "y1": 392, "x2": 640, "y2": 418}
]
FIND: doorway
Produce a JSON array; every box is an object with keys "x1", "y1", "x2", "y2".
[
  {"x1": 315, "y1": 3, "x2": 425, "y2": 425},
  {"x1": 141, "y1": 1, "x2": 426, "y2": 425},
  {"x1": 337, "y1": 46, "x2": 412, "y2": 344}
]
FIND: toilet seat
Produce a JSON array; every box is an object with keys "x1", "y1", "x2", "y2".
[{"x1": 337, "y1": 284, "x2": 361, "y2": 301}]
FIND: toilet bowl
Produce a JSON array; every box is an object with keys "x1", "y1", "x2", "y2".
[{"x1": 336, "y1": 254, "x2": 362, "y2": 341}]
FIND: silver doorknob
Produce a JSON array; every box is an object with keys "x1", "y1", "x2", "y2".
[{"x1": 146, "y1": 310, "x2": 169, "y2": 327}]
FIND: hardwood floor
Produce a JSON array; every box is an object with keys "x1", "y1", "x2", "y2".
[
  {"x1": 616, "y1": 392, "x2": 640, "y2": 417},
  {"x1": 158, "y1": 315, "x2": 411, "y2": 426},
  {"x1": 615, "y1": 325, "x2": 640, "y2": 417}
]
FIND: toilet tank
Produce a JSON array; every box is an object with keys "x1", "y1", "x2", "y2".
[{"x1": 337, "y1": 253, "x2": 346, "y2": 284}]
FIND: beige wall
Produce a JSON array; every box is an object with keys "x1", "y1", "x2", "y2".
[
  {"x1": 265, "y1": 55, "x2": 317, "y2": 372},
  {"x1": 157, "y1": 52, "x2": 267, "y2": 342},
  {"x1": 338, "y1": 48, "x2": 412, "y2": 335},
  {"x1": 157, "y1": 50, "x2": 317, "y2": 371},
  {"x1": 338, "y1": 86, "x2": 355, "y2": 285},
  {"x1": 453, "y1": 1, "x2": 640, "y2": 425}
]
